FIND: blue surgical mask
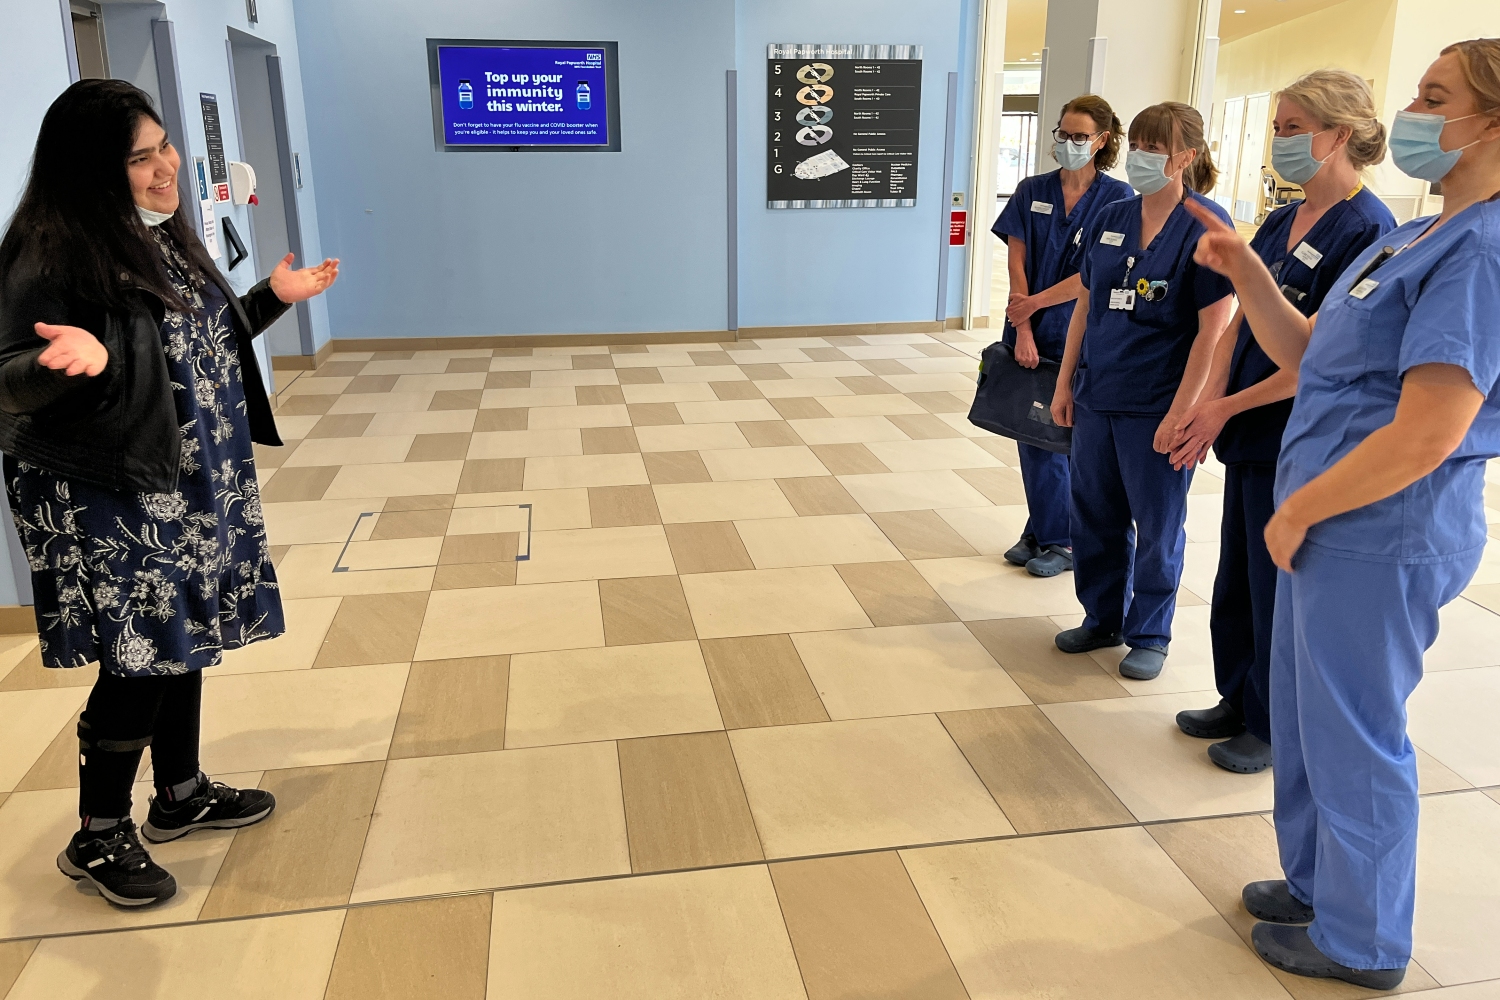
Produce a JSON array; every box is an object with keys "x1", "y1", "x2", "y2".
[
  {"x1": 1270, "y1": 131, "x2": 1329, "y2": 186},
  {"x1": 1389, "y1": 110, "x2": 1485, "y2": 182},
  {"x1": 1126, "y1": 149, "x2": 1174, "y2": 195},
  {"x1": 1055, "y1": 139, "x2": 1095, "y2": 172}
]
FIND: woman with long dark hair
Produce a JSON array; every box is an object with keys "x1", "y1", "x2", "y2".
[{"x1": 0, "y1": 79, "x2": 338, "y2": 907}]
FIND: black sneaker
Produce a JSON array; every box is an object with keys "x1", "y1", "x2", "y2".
[
  {"x1": 142, "y1": 777, "x2": 276, "y2": 843},
  {"x1": 1251, "y1": 922, "x2": 1405, "y2": 990},
  {"x1": 1176, "y1": 699, "x2": 1245, "y2": 739},
  {"x1": 57, "y1": 820, "x2": 177, "y2": 907},
  {"x1": 1209, "y1": 732, "x2": 1274, "y2": 774},
  {"x1": 1004, "y1": 534, "x2": 1041, "y2": 567},
  {"x1": 1025, "y1": 545, "x2": 1073, "y2": 578},
  {"x1": 1055, "y1": 625, "x2": 1125, "y2": 654}
]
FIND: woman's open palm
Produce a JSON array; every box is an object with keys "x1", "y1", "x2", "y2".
[
  {"x1": 269, "y1": 253, "x2": 340, "y2": 304},
  {"x1": 34, "y1": 323, "x2": 108, "y2": 377}
]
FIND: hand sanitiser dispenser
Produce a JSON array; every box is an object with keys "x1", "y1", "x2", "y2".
[{"x1": 227, "y1": 161, "x2": 258, "y2": 206}]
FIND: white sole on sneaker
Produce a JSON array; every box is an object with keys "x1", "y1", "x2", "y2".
[
  {"x1": 56, "y1": 851, "x2": 174, "y2": 907},
  {"x1": 141, "y1": 804, "x2": 274, "y2": 843}
]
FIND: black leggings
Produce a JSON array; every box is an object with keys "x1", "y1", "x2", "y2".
[{"x1": 78, "y1": 670, "x2": 202, "y2": 821}]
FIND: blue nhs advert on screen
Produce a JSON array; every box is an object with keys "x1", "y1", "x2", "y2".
[{"x1": 438, "y1": 46, "x2": 608, "y2": 146}]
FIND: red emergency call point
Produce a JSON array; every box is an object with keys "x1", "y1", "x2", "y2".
[
  {"x1": 214, "y1": 182, "x2": 231, "y2": 203},
  {"x1": 949, "y1": 210, "x2": 968, "y2": 246}
]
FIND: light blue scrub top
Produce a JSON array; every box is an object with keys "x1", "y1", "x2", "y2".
[{"x1": 1277, "y1": 199, "x2": 1500, "y2": 564}]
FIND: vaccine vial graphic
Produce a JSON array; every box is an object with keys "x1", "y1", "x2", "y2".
[
  {"x1": 576, "y1": 82, "x2": 591, "y2": 110},
  {"x1": 457, "y1": 79, "x2": 473, "y2": 110}
]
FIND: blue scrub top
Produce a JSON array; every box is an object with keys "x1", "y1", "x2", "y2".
[
  {"x1": 1278, "y1": 199, "x2": 1500, "y2": 564},
  {"x1": 1215, "y1": 187, "x2": 1396, "y2": 465},
  {"x1": 1074, "y1": 192, "x2": 1236, "y2": 415},
  {"x1": 992, "y1": 169, "x2": 1134, "y2": 359}
]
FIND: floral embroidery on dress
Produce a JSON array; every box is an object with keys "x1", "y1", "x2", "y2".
[{"x1": 4, "y1": 228, "x2": 283, "y2": 676}]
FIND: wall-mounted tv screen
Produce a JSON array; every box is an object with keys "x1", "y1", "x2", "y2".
[{"x1": 426, "y1": 38, "x2": 621, "y2": 152}]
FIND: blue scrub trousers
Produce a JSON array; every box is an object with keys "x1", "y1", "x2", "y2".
[
  {"x1": 1069, "y1": 404, "x2": 1192, "y2": 649},
  {"x1": 1210, "y1": 463, "x2": 1277, "y2": 741},
  {"x1": 1272, "y1": 543, "x2": 1480, "y2": 970},
  {"x1": 1017, "y1": 443, "x2": 1071, "y2": 548}
]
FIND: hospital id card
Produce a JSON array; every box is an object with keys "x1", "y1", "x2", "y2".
[
  {"x1": 1100, "y1": 231, "x2": 1125, "y2": 246},
  {"x1": 1109, "y1": 288, "x2": 1136, "y2": 311},
  {"x1": 1350, "y1": 278, "x2": 1379, "y2": 300},
  {"x1": 1293, "y1": 242, "x2": 1324, "y2": 269},
  {"x1": 1031, "y1": 201, "x2": 1054, "y2": 215}
]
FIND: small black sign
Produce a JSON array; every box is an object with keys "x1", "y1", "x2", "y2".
[{"x1": 200, "y1": 93, "x2": 227, "y2": 185}]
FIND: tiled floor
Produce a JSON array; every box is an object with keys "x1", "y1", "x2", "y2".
[{"x1": 2, "y1": 330, "x2": 1499, "y2": 999}]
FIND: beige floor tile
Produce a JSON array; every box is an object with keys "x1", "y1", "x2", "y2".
[
  {"x1": 967, "y1": 617, "x2": 1131, "y2": 704},
  {"x1": 526, "y1": 402, "x2": 630, "y2": 428},
  {"x1": 363, "y1": 408, "x2": 476, "y2": 436},
  {"x1": 12, "y1": 704, "x2": 88, "y2": 792},
  {"x1": 351, "y1": 741, "x2": 629, "y2": 900},
  {"x1": 833, "y1": 560, "x2": 960, "y2": 627},
  {"x1": 805, "y1": 443, "x2": 886, "y2": 477},
  {"x1": 217, "y1": 596, "x2": 343, "y2": 675},
  {"x1": 1413, "y1": 792, "x2": 1500, "y2": 985},
  {"x1": 936, "y1": 504, "x2": 1033, "y2": 555},
  {"x1": 727, "y1": 348, "x2": 813, "y2": 365},
  {"x1": 312, "y1": 591, "x2": 428, "y2": 668},
  {"x1": 468, "y1": 427, "x2": 582, "y2": 459},
  {"x1": 0, "y1": 688, "x2": 88, "y2": 793},
  {"x1": 738, "y1": 419, "x2": 804, "y2": 447},
  {"x1": 328, "y1": 390, "x2": 435, "y2": 414},
  {"x1": 263, "y1": 497, "x2": 383, "y2": 545},
  {"x1": 915, "y1": 556, "x2": 1084, "y2": 620},
  {"x1": 453, "y1": 487, "x2": 591, "y2": 529},
  {"x1": 953, "y1": 467, "x2": 1029, "y2": 506},
  {"x1": 531, "y1": 368, "x2": 619, "y2": 387},
  {"x1": 200, "y1": 663, "x2": 408, "y2": 773},
  {"x1": 785, "y1": 415, "x2": 910, "y2": 445},
  {"x1": 199, "y1": 761, "x2": 384, "y2": 918},
  {"x1": 839, "y1": 375, "x2": 899, "y2": 395},
  {"x1": 902, "y1": 826, "x2": 1291, "y2": 1000},
  {"x1": 261, "y1": 465, "x2": 340, "y2": 503},
  {"x1": 701, "y1": 445, "x2": 829, "y2": 481},
  {"x1": 682, "y1": 566, "x2": 871, "y2": 638},
  {"x1": 600, "y1": 575, "x2": 697, "y2": 645},
  {"x1": 395, "y1": 373, "x2": 488, "y2": 394},
  {"x1": 773, "y1": 476, "x2": 862, "y2": 516},
  {"x1": 0, "y1": 940, "x2": 35, "y2": 998},
  {"x1": 388, "y1": 655, "x2": 508, "y2": 759},
  {"x1": 284, "y1": 435, "x2": 412, "y2": 467},
  {"x1": 523, "y1": 453, "x2": 648, "y2": 489},
  {"x1": 1409, "y1": 666, "x2": 1500, "y2": 787},
  {"x1": 486, "y1": 866, "x2": 805, "y2": 1000},
  {"x1": 324, "y1": 895, "x2": 492, "y2": 1000},
  {"x1": 517, "y1": 525, "x2": 676, "y2": 583},
  {"x1": 886, "y1": 413, "x2": 965, "y2": 441},
  {"x1": 276, "y1": 394, "x2": 338, "y2": 416},
  {"x1": 489, "y1": 354, "x2": 572, "y2": 371},
  {"x1": 324, "y1": 460, "x2": 464, "y2": 499},
  {"x1": 1417, "y1": 746, "x2": 1473, "y2": 794},
  {"x1": 795, "y1": 622, "x2": 1027, "y2": 720},
  {"x1": 1428, "y1": 599, "x2": 1500, "y2": 670},
  {"x1": 731, "y1": 714, "x2": 1013, "y2": 857},
  {"x1": 7, "y1": 909, "x2": 345, "y2": 1000},
  {"x1": 588, "y1": 483, "x2": 662, "y2": 526},
  {"x1": 663, "y1": 520, "x2": 755, "y2": 574},
  {"x1": 655, "y1": 479, "x2": 796, "y2": 523},
  {"x1": 482, "y1": 386, "x2": 576, "y2": 409},
  {"x1": 622, "y1": 381, "x2": 718, "y2": 403},
  {"x1": 274, "y1": 542, "x2": 435, "y2": 598},
  {"x1": 1042, "y1": 692, "x2": 1274, "y2": 821},
  {"x1": 700, "y1": 634, "x2": 829, "y2": 729},
  {"x1": 815, "y1": 393, "x2": 926, "y2": 417},
  {"x1": 769, "y1": 851, "x2": 970, "y2": 1000},
  {"x1": 661, "y1": 364, "x2": 745, "y2": 383},
  {"x1": 458, "y1": 457, "x2": 525, "y2": 493},
  {"x1": 618, "y1": 730, "x2": 763, "y2": 871},
  {"x1": 363, "y1": 357, "x2": 450, "y2": 375},
  {"x1": 782, "y1": 360, "x2": 869, "y2": 379},
  {"x1": 614, "y1": 351, "x2": 693, "y2": 368},
  {"x1": 882, "y1": 372, "x2": 976, "y2": 394},
  {"x1": 281, "y1": 374, "x2": 351, "y2": 396},
  {"x1": 863, "y1": 442, "x2": 999, "y2": 479},
  {"x1": 0, "y1": 649, "x2": 93, "y2": 693},
  {"x1": 336, "y1": 535, "x2": 444, "y2": 572},
  {"x1": 636, "y1": 422, "x2": 750, "y2": 452},
  {"x1": 0, "y1": 636, "x2": 39, "y2": 684},
  {"x1": 760, "y1": 376, "x2": 854, "y2": 398},
  {"x1": 868, "y1": 509, "x2": 981, "y2": 561},
  {"x1": 506, "y1": 640, "x2": 722, "y2": 748},
  {"x1": 942, "y1": 705, "x2": 1134, "y2": 834},
  {"x1": 677, "y1": 398, "x2": 780, "y2": 423},
  {"x1": 934, "y1": 411, "x2": 991, "y2": 437},
  {"x1": 415, "y1": 581, "x2": 603, "y2": 659},
  {"x1": 735, "y1": 513, "x2": 902, "y2": 569},
  {"x1": 839, "y1": 470, "x2": 991, "y2": 512}
]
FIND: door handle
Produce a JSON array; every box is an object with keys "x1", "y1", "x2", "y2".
[{"x1": 220, "y1": 216, "x2": 249, "y2": 271}]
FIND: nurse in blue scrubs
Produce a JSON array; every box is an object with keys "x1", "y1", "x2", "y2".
[
  {"x1": 1168, "y1": 70, "x2": 1396, "y2": 774},
  {"x1": 1186, "y1": 38, "x2": 1500, "y2": 990},
  {"x1": 1049, "y1": 102, "x2": 1236, "y2": 680},
  {"x1": 992, "y1": 95, "x2": 1133, "y2": 578}
]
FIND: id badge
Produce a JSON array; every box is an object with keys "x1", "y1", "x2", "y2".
[
  {"x1": 1031, "y1": 201, "x2": 1054, "y2": 215},
  {"x1": 1109, "y1": 288, "x2": 1136, "y2": 311},
  {"x1": 1350, "y1": 278, "x2": 1379, "y2": 300}
]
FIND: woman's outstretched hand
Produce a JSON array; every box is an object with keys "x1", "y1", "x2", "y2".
[
  {"x1": 269, "y1": 253, "x2": 340, "y2": 304},
  {"x1": 1184, "y1": 200, "x2": 1255, "y2": 282},
  {"x1": 34, "y1": 323, "x2": 107, "y2": 377}
]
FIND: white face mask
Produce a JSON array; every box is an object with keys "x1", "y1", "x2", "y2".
[{"x1": 136, "y1": 205, "x2": 174, "y2": 227}]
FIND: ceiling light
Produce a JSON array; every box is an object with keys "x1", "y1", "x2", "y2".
[{"x1": 1233, "y1": 8, "x2": 1246, "y2": 12}]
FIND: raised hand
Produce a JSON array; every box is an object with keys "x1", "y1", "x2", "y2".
[
  {"x1": 1184, "y1": 200, "x2": 1256, "y2": 282},
  {"x1": 269, "y1": 253, "x2": 340, "y2": 304},
  {"x1": 34, "y1": 323, "x2": 108, "y2": 377}
]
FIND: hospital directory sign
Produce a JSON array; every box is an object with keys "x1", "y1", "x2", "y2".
[{"x1": 426, "y1": 39, "x2": 621, "y2": 152}]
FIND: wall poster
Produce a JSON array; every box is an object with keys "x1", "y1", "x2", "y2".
[{"x1": 766, "y1": 43, "x2": 922, "y2": 209}]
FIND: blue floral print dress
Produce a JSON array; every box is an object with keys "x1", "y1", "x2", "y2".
[{"x1": 4, "y1": 226, "x2": 284, "y2": 676}]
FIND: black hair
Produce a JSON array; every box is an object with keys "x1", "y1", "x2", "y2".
[{"x1": 0, "y1": 79, "x2": 215, "y2": 311}]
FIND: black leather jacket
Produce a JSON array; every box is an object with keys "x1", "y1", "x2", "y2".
[{"x1": 0, "y1": 260, "x2": 286, "y2": 494}]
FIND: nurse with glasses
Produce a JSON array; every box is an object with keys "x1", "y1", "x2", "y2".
[
  {"x1": 991, "y1": 95, "x2": 1133, "y2": 578},
  {"x1": 1186, "y1": 38, "x2": 1500, "y2": 990}
]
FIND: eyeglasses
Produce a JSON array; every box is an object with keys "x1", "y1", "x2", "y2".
[{"x1": 1053, "y1": 128, "x2": 1103, "y2": 144}]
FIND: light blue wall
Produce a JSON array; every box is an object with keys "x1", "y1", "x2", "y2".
[{"x1": 292, "y1": 0, "x2": 737, "y2": 339}]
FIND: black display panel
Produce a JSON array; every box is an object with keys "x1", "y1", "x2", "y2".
[{"x1": 766, "y1": 44, "x2": 922, "y2": 209}]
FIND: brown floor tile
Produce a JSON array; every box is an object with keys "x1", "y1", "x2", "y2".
[
  {"x1": 690, "y1": 351, "x2": 734, "y2": 366},
  {"x1": 915, "y1": 343, "x2": 967, "y2": 357},
  {"x1": 261, "y1": 465, "x2": 339, "y2": 502},
  {"x1": 941, "y1": 705, "x2": 1134, "y2": 834},
  {"x1": 824, "y1": 335, "x2": 867, "y2": 346},
  {"x1": 859, "y1": 359, "x2": 913, "y2": 376},
  {"x1": 577, "y1": 384, "x2": 627, "y2": 405},
  {"x1": 809, "y1": 443, "x2": 890, "y2": 475},
  {"x1": 966, "y1": 617, "x2": 1131, "y2": 704},
  {"x1": 440, "y1": 532, "x2": 519, "y2": 564},
  {"x1": 314, "y1": 592, "x2": 430, "y2": 668},
  {"x1": 589, "y1": 485, "x2": 661, "y2": 527},
  {"x1": 870, "y1": 510, "x2": 979, "y2": 559},
  {"x1": 493, "y1": 346, "x2": 532, "y2": 356},
  {"x1": 610, "y1": 344, "x2": 649, "y2": 354},
  {"x1": 644, "y1": 450, "x2": 713, "y2": 484},
  {"x1": 345, "y1": 374, "x2": 400, "y2": 394},
  {"x1": 446, "y1": 357, "x2": 492, "y2": 373},
  {"x1": 628, "y1": 402, "x2": 684, "y2": 426},
  {"x1": 406, "y1": 432, "x2": 472, "y2": 462},
  {"x1": 252, "y1": 442, "x2": 292, "y2": 470},
  {"x1": 802, "y1": 347, "x2": 851, "y2": 362},
  {"x1": 770, "y1": 851, "x2": 969, "y2": 1000},
  {"x1": 275, "y1": 394, "x2": 336, "y2": 416},
  {"x1": 618, "y1": 730, "x2": 763, "y2": 872},
  {"x1": 838, "y1": 375, "x2": 898, "y2": 395},
  {"x1": 459, "y1": 458, "x2": 525, "y2": 492},
  {"x1": 15, "y1": 709, "x2": 80, "y2": 790},
  {"x1": 664, "y1": 521, "x2": 754, "y2": 574},
  {"x1": 0, "y1": 647, "x2": 94, "y2": 692},
  {"x1": 198, "y1": 761, "x2": 385, "y2": 918},
  {"x1": 485, "y1": 370, "x2": 531, "y2": 389},
  {"x1": 775, "y1": 476, "x2": 862, "y2": 516},
  {"x1": 385, "y1": 494, "x2": 457, "y2": 512},
  {"x1": 433, "y1": 562, "x2": 516, "y2": 589},
  {"x1": 769, "y1": 396, "x2": 833, "y2": 420},
  {"x1": 955, "y1": 466, "x2": 1027, "y2": 504},
  {"x1": 372, "y1": 350, "x2": 415, "y2": 360},
  {"x1": 430, "y1": 389, "x2": 484, "y2": 410},
  {"x1": 712, "y1": 380, "x2": 763, "y2": 400},
  {"x1": 739, "y1": 420, "x2": 804, "y2": 448},
  {"x1": 581, "y1": 426, "x2": 641, "y2": 455},
  {"x1": 313, "y1": 360, "x2": 369, "y2": 376},
  {"x1": 371, "y1": 507, "x2": 452, "y2": 540},
  {"x1": 389, "y1": 655, "x2": 509, "y2": 759},
  {"x1": 618, "y1": 367, "x2": 665, "y2": 384},
  {"x1": 324, "y1": 894, "x2": 492, "y2": 1000},
  {"x1": 836, "y1": 561, "x2": 959, "y2": 626},
  {"x1": 888, "y1": 412, "x2": 964, "y2": 439},
  {"x1": 739, "y1": 363, "x2": 789, "y2": 380},
  {"x1": 270, "y1": 544, "x2": 291, "y2": 567},
  {"x1": 700, "y1": 634, "x2": 829, "y2": 729},
  {"x1": 307, "y1": 413, "x2": 375, "y2": 439},
  {"x1": 0, "y1": 940, "x2": 36, "y2": 997},
  {"x1": 972, "y1": 436, "x2": 1019, "y2": 463},
  {"x1": 474, "y1": 407, "x2": 529, "y2": 431},
  {"x1": 907, "y1": 390, "x2": 970, "y2": 414},
  {"x1": 599, "y1": 576, "x2": 697, "y2": 645},
  {"x1": 572, "y1": 354, "x2": 616, "y2": 369}
]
